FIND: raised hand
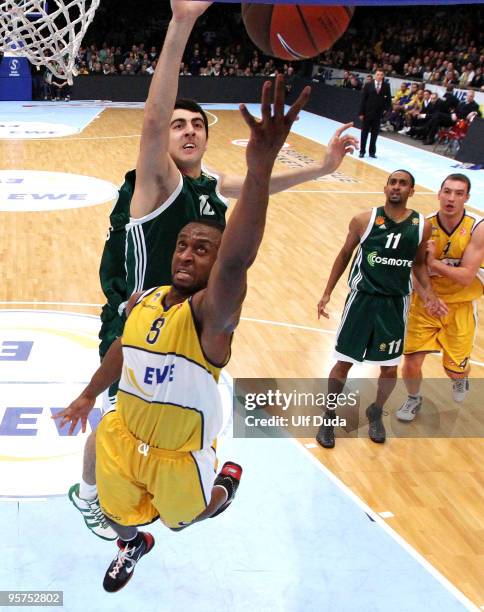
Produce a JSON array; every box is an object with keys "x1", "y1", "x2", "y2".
[
  {"x1": 323, "y1": 123, "x2": 359, "y2": 174},
  {"x1": 239, "y1": 75, "x2": 311, "y2": 173}
]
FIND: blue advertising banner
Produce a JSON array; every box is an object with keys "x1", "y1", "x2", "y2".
[{"x1": 0, "y1": 56, "x2": 32, "y2": 101}]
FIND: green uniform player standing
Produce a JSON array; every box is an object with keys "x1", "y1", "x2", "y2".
[{"x1": 316, "y1": 169, "x2": 445, "y2": 449}]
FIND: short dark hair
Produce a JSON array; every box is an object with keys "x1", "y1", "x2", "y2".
[
  {"x1": 174, "y1": 98, "x2": 209, "y2": 137},
  {"x1": 440, "y1": 173, "x2": 471, "y2": 194},
  {"x1": 182, "y1": 219, "x2": 225, "y2": 234},
  {"x1": 388, "y1": 169, "x2": 415, "y2": 188}
]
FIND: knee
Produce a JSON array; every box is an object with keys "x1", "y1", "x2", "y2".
[
  {"x1": 380, "y1": 365, "x2": 397, "y2": 377},
  {"x1": 402, "y1": 355, "x2": 422, "y2": 378},
  {"x1": 332, "y1": 361, "x2": 353, "y2": 377}
]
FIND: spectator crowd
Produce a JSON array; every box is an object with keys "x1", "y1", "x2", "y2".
[{"x1": 35, "y1": 3, "x2": 483, "y2": 104}]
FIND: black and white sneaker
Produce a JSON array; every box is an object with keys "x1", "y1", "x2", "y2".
[
  {"x1": 366, "y1": 403, "x2": 386, "y2": 443},
  {"x1": 211, "y1": 461, "x2": 243, "y2": 518},
  {"x1": 103, "y1": 532, "x2": 155, "y2": 593}
]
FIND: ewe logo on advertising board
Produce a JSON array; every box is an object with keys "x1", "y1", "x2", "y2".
[
  {"x1": 0, "y1": 310, "x2": 233, "y2": 497},
  {"x1": 0, "y1": 170, "x2": 118, "y2": 212},
  {"x1": 0, "y1": 310, "x2": 102, "y2": 497},
  {"x1": 0, "y1": 121, "x2": 80, "y2": 139}
]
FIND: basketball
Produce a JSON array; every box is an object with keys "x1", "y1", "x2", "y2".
[{"x1": 242, "y1": 4, "x2": 354, "y2": 61}]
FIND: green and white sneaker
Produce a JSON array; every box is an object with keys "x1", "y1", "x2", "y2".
[{"x1": 68, "y1": 483, "x2": 117, "y2": 541}]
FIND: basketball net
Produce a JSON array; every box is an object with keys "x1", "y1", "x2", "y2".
[{"x1": 0, "y1": 0, "x2": 100, "y2": 85}]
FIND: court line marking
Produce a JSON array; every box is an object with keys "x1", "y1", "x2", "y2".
[
  {"x1": 0, "y1": 301, "x2": 101, "y2": 307},
  {"x1": 379, "y1": 511, "x2": 395, "y2": 519},
  {"x1": 8, "y1": 110, "x2": 219, "y2": 142},
  {"x1": 1, "y1": 304, "x2": 483, "y2": 366},
  {"x1": 0, "y1": 497, "x2": 47, "y2": 502},
  {"x1": 292, "y1": 437, "x2": 480, "y2": 611}
]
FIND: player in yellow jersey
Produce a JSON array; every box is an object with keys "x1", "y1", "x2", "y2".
[
  {"x1": 55, "y1": 77, "x2": 357, "y2": 592},
  {"x1": 68, "y1": 0, "x2": 359, "y2": 544},
  {"x1": 397, "y1": 174, "x2": 484, "y2": 421}
]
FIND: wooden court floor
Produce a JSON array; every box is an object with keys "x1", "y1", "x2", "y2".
[{"x1": 1, "y1": 108, "x2": 483, "y2": 606}]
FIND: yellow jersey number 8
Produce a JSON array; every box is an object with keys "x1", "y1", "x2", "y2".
[{"x1": 146, "y1": 317, "x2": 165, "y2": 344}]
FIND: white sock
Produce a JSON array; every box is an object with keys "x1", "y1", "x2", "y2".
[{"x1": 79, "y1": 479, "x2": 97, "y2": 501}]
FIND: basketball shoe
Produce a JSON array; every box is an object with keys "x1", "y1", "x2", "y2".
[
  {"x1": 211, "y1": 461, "x2": 243, "y2": 518},
  {"x1": 68, "y1": 483, "x2": 117, "y2": 540},
  {"x1": 103, "y1": 532, "x2": 155, "y2": 593},
  {"x1": 366, "y1": 403, "x2": 386, "y2": 443},
  {"x1": 316, "y1": 411, "x2": 336, "y2": 448},
  {"x1": 452, "y1": 378, "x2": 469, "y2": 403},
  {"x1": 396, "y1": 395, "x2": 422, "y2": 421}
]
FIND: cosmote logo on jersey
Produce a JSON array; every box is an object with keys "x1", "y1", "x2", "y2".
[
  {"x1": 0, "y1": 310, "x2": 103, "y2": 497},
  {"x1": 367, "y1": 252, "x2": 413, "y2": 268}
]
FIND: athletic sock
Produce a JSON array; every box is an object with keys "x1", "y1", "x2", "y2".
[
  {"x1": 121, "y1": 532, "x2": 143, "y2": 547},
  {"x1": 79, "y1": 479, "x2": 97, "y2": 501}
]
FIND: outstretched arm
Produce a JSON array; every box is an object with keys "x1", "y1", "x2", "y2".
[
  {"x1": 317, "y1": 214, "x2": 365, "y2": 319},
  {"x1": 52, "y1": 338, "x2": 123, "y2": 434},
  {"x1": 52, "y1": 292, "x2": 143, "y2": 434},
  {"x1": 191, "y1": 76, "x2": 311, "y2": 363},
  {"x1": 130, "y1": 0, "x2": 212, "y2": 218},
  {"x1": 216, "y1": 123, "x2": 358, "y2": 198}
]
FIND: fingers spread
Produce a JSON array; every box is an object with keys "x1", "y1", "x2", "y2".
[
  {"x1": 239, "y1": 103, "x2": 258, "y2": 130},
  {"x1": 285, "y1": 85, "x2": 310, "y2": 124}
]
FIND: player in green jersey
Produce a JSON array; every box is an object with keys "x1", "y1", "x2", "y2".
[
  {"x1": 316, "y1": 170, "x2": 446, "y2": 449},
  {"x1": 63, "y1": 0, "x2": 359, "y2": 540}
]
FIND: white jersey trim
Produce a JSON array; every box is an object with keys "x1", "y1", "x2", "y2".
[
  {"x1": 418, "y1": 212, "x2": 425, "y2": 245},
  {"x1": 201, "y1": 165, "x2": 230, "y2": 207},
  {"x1": 360, "y1": 207, "x2": 377, "y2": 243},
  {"x1": 128, "y1": 172, "x2": 184, "y2": 226}
]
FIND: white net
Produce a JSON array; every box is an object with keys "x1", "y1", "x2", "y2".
[{"x1": 0, "y1": 0, "x2": 100, "y2": 85}]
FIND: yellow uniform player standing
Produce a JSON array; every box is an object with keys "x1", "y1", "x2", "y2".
[{"x1": 397, "y1": 173, "x2": 484, "y2": 421}]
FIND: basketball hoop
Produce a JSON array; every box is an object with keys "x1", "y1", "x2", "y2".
[{"x1": 0, "y1": 0, "x2": 100, "y2": 85}]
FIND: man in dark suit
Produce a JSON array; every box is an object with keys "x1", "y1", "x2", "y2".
[
  {"x1": 421, "y1": 88, "x2": 481, "y2": 145},
  {"x1": 358, "y1": 68, "x2": 392, "y2": 158},
  {"x1": 408, "y1": 91, "x2": 440, "y2": 138}
]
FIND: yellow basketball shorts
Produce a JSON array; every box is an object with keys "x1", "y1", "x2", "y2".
[
  {"x1": 404, "y1": 297, "x2": 478, "y2": 374},
  {"x1": 96, "y1": 411, "x2": 217, "y2": 528}
]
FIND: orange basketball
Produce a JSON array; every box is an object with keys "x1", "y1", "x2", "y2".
[{"x1": 242, "y1": 4, "x2": 354, "y2": 61}]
